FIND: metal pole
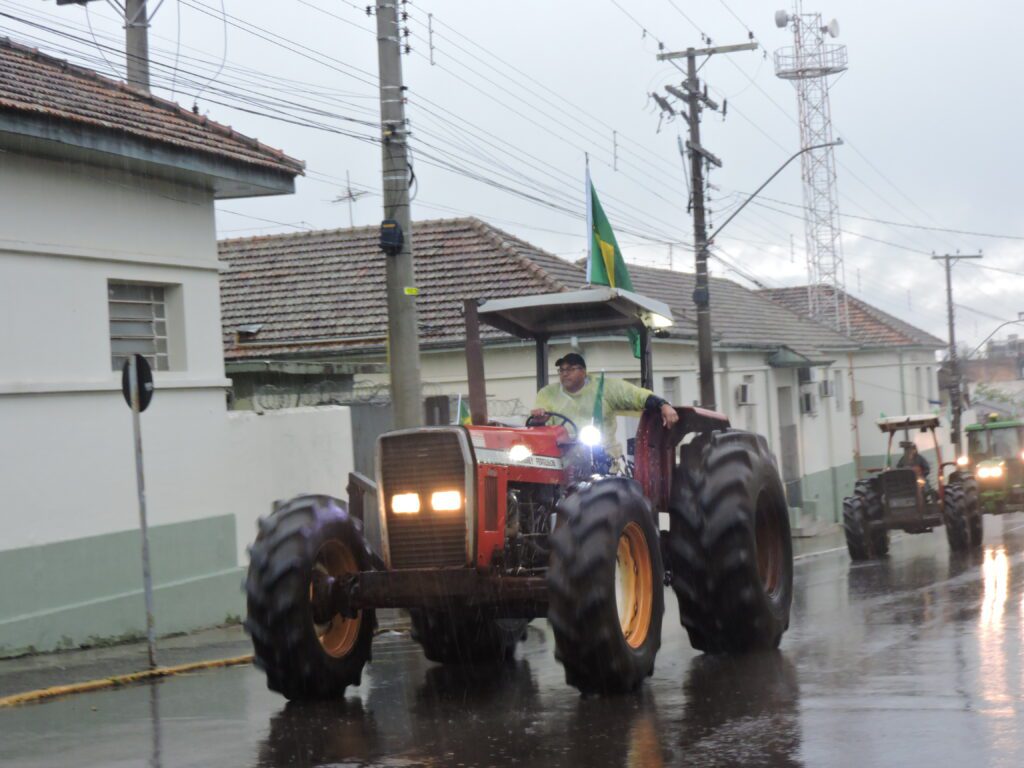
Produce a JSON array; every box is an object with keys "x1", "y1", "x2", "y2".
[
  {"x1": 463, "y1": 300, "x2": 488, "y2": 425},
  {"x1": 376, "y1": 1, "x2": 423, "y2": 428},
  {"x1": 125, "y1": 0, "x2": 150, "y2": 92},
  {"x1": 128, "y1": 355, "x2": 157, "y2": 668},
  {"x1": 685, "y1": 50, "x2": 715, "y2": 409},
  {"x1": 933, "y1": 252, "x2": 982, "y2": 451}
]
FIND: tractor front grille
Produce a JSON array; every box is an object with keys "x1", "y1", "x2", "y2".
[
  {"x1": 882, "y1": 469, "x2": 919, "y2": 509},
  {"x1": 379, "y1": 429, "x2": 471, "y2": 569}
]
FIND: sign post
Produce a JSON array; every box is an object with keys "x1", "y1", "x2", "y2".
[{"x1": 122, "y1": 354, "x2": 156, "y2": 668}]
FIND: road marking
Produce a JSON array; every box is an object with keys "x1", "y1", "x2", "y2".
[{"x1": 0, "y1": 654, "x2": 253, "y2": 709}]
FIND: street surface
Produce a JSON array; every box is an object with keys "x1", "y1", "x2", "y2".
[{"x1": 2, "y1": 515, "x2": 1024, "y2": 767}]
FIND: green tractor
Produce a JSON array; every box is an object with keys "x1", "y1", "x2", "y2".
[{"x1": 960, "y1": 416, "x2": 1024, "y2": 515}]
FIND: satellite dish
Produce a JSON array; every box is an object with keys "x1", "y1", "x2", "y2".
[
  {"x1": 774, "y1": 9, "x2": 790, "y2": 28},
  {"x1": 825, "y1": 18, "x2": 840, "y2": 37}
]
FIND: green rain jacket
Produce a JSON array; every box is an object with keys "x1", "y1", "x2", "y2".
[{"x1": 534, "y1": 376, "x2": 654, "y2": 457}]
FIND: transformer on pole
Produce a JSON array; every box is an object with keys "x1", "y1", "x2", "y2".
[{"x1": 774, "y1": 3, "x2": 849, "y2": 333}]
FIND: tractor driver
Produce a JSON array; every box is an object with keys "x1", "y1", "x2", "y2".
[
  {"x1": 530, "y1": 352, "x2": 679, "y2": 459},
  {"x1": 897, "y1": 441, "x2": 932, "y2": 492}
]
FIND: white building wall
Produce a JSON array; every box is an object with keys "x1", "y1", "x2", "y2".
[{"x1": 0, "y1": 152, "x2": 354, "y2": 654}]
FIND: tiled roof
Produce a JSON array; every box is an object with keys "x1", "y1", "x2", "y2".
[
  {"x1": 218, "y1": 218, "x2": 592, "y2": 359},
  {"x1": 626, "y1": 265, "x2": 857, "y2": 358},
  {"x1": 0, "y1": 37, "x2": 303, "y2": 176},
  {"x1": 219, "y1": 217, "x2": 868, "y2": 362},
  {"x1": 759, "y1": 286, "x2": 945, "y2": 349}
]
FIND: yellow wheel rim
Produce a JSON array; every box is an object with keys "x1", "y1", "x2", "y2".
[
  {"x1": 615, "y1": 522, "x2": 653, "y2": 649},
  {"x1": 755, "y1": 491, "x2": 784, "y2": 598},
  {"x1": 310, "y1": 540, "x2": 362, "y2": 658}
]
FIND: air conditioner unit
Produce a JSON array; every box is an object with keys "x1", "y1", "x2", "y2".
[
  {"x1": 800, "y1": 392, "x2": 817, "y2": 415},
  {"x1": 819, "y1": 379, "x2": 835, "y2": 398},
  {"x1": 797, "y1": 367, "x2": 816, "y2": 385},
  {"x1": 735, "y1": 383, "x2": 752, "y2": 406}
]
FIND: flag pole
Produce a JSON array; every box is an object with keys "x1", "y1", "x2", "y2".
[{"x1": 585, "y1": 154, "x2": 593, "y2": 285}]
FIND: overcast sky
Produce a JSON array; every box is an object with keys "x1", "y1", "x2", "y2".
[{"x1": 5, "y1": 0, "x2": 1023, "y2": 349}]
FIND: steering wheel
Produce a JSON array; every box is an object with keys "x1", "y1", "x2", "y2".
[{"x1": 526, "y1": 410, "x2": 578, "y2": 437}]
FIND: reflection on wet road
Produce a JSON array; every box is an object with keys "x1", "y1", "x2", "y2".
[{"x1": 2, "y1": 515, "x2": 1024, "y2": 767}]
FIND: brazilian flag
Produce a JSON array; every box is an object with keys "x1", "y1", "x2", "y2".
[{"x1": 586, "y1": 166, "x2": 641, "y2": 357}]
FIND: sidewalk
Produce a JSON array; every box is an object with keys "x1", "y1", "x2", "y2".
[{"x1": 1, "y1": 529, "x2": 846, "y2": 702}]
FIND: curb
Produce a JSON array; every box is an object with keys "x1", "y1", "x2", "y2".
[{"x1": 0, "y1": 654, "x2": 253, "y2": 709}]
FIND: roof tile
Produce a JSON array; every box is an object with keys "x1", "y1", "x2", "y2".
[{"x1": 0, "y1": 37, "x2": 303, "y2": 176}]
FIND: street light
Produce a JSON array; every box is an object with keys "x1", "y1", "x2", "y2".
[
  {"x1": 967, "y1": 317, "x2": 1024, "y2": 359},
  {"x1": 708, "y1": 139, "x2": 843, "y2": 243}
]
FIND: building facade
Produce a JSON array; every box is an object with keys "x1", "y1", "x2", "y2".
[
  {"x1": 220, "y1": 219, "x2": 944, "y2": 528},
  {"x1": 0, "y1": 41, "x2": 354, "y2": 656}
]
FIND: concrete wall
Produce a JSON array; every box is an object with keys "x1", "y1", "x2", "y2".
[{"x1": 0, "y1": 152, "x2": 354, "y2": 655}]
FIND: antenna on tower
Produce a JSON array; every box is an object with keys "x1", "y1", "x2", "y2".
[{"x1": 774, "y1": 3, "x2": 850, "y2": 333}]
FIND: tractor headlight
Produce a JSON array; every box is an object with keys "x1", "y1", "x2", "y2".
[
  {"x1": 508, "y1": 444, "x2": 532, "y2": 462},
  {"x1": 956, "y1": 455, "x2": 969, "y2": 467},
  {"x1": 579, "y1": 424, "x2": 602, "y2": 447},
  {"x1": 917, "y1": 477, "x2": 926, "y2": 486},
  {"x1": 430, "y1": 490, "x2": 462, "y2": 511},
  {"x1": 392, "y1": 492, "x2": 421, "y2": 514},
  {"x1": 977, "y1": 465, "x2": 1005, "y2": 480}
]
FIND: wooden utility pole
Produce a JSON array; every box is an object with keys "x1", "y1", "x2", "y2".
[
  {"x1": 375, "y1": 0, "x2": 423, "y2": 428},
  {"x1": 658, "y1": 42, "x2": 757, "y2": 409},
  {"x1": 932, "y1": 251, "x2": 982, "y2": 451}
]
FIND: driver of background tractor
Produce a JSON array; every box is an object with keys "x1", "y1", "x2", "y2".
[
  {"x1": 897, "y1": 442, "x2": 933, "y2": 494},
  {"x1": 530, "y1": 352, "x2": 679, "y2": 459}
]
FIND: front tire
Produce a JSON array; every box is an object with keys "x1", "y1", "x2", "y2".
[
  {"x1": 245, "y1": 495, "x2": 376, "y2": 700},
  {"x1": 668, "y1": 431, "x2": 794, "y2": 653},
  {"x1": 547, "y1": 477, "x2": 664, "y2": 695},
  {"x1": 942, "y1": 484, "x2": 971, "y2": 553}
]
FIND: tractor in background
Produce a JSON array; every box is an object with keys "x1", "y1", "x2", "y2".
[
  {"x1": 843, "y1": 415, "x2": 981, "y2": 560},
  {"x1": 959, "y1": 416, "x2": 1024, "y2": 515}
]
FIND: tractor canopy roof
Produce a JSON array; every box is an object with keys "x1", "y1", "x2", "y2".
[
  {"x1": 875, "y1": 414, "x2": 941, "y2": 433},
  {"x1": 966, "y1": 419, "x2": 1024, "y2": 431},
  {"x1": 477, "y1": 287, "x2": 673, "y2": 340}
]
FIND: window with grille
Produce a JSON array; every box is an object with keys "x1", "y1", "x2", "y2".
[{"x1": 108, "y1": 282, "x2": 169, "y2": 371}]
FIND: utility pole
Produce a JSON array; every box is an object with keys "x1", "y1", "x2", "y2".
[
  {"x1": 57, "y1": 0, "x2": 153, "y2": 92},
  {"x1": 658, "y1": 42, "x2": 757, "y2": 409},
  {"x1": 125, "y1": 0, "x2": 150, "y2": 91},
  {"x1": 375, "y1": 0, "x2": 423, "y2": 428},
  {"x1": 932, "y1": 251, "x2": 982, "y2": 452}
]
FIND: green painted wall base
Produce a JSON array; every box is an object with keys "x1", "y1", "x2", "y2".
[
  {"x1": 0, "y1": 515, "x2": 242, "y2": 658},
  {"x1": 801, "y1": 461, "x2": 858, "y2": 524}
]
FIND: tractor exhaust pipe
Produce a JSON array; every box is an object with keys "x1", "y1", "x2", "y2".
[{"x1": 463, "y1": 299, "x2": 488, "y2": 425}]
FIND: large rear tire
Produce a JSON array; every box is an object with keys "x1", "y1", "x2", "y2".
[
  {"x1": 842, "y1": 494, "x2": 871, "y2": 561},
  {"x1": 950, "y1": 473, "x2": 982, "y2": 547},
  {"x1": 245, "y1": 495, "x2": 376, "y2": 700},
  {"x1": 942, "y1": 484, "x2": 971, "y2": 553},
  {"x1": 854, "y1": 479, "x2": 889, "y2": 557},
  {"x1": 409, "y1": 610, "x2": 526, "y2": 664},
  {"x1": 668, "y1": 431, "x2": 793, "y2": 653},
  {"x1": 547, "y1": 477, "x2": 664, "y2": 694}
]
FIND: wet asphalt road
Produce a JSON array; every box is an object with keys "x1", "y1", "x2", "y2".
[{"x1": 3, "y1": 515, "x2": 1024, "y2": 767}]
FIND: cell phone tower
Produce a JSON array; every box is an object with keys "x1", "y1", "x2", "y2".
[{"x1": 774, "y1": 4, "x2": 850, "y2": 333}]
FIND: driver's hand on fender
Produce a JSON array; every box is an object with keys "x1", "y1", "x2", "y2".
[
  {"x1": 661, "y1": 403, "x2": 679, "y2": 429},
  {"x1": 530, "y1": 408, "x2": 548, "y2": 419}
]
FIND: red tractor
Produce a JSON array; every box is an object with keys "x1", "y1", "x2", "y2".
[{"x1": 245, "y1": 288, "x2": 794, "y2": 698}]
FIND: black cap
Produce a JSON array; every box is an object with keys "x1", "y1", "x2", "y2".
[{"x1": 555, "y1": 352, "x2": 586, "y2": 369}]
